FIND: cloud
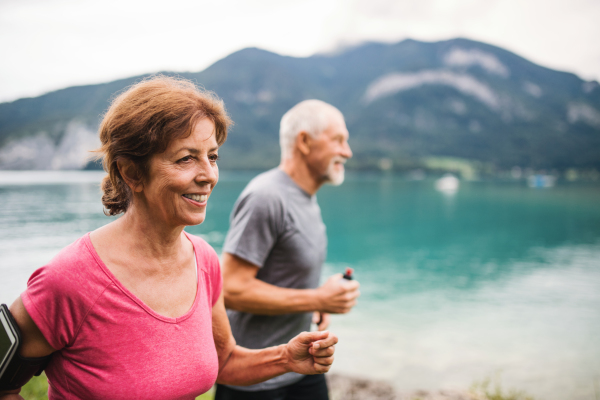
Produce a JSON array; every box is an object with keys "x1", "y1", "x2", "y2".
[
  {"x1": 363, "y1": 70, "x2": 500, "y2": 110},
  {"x1": 1, "y1": 0, "x2": 599, "y2": 102},
  {"x1": 443, "y1": 48, "x2": 510, "y2": 78}
]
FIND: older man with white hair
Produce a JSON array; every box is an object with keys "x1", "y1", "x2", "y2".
[{"x1": 215, "y1": 100, "x2": 360, "y2": 400}]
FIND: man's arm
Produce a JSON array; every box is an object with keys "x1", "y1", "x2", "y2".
[{"x1": 222, "y1": 252, "x2": 360, "y2": 315}]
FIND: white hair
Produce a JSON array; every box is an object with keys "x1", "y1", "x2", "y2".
[{"x1": 279, "y1": 100, "x2": 344, "y2": 160}]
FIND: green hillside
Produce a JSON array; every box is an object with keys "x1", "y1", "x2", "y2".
[{"x1": 1, "y1": 38, "x2": 599, "y2": 173}]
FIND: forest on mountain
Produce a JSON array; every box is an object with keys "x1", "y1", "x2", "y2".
[{"x1": 1, "y1": 38, "x2": 599, "y2": 176}]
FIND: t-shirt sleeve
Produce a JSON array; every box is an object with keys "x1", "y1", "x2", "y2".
[
  {"x1": 190, "y1": 234, "x2": 223, "y2": 307},
  {"x1": 207, "y1": 246, "x2": 223, "y2": 307},
  {"x1": 222, "y1": 189, "x2": 285, "y2": 268},
  {"x1": 21, "y1": 239, "x2": 101, "y2": 350}
]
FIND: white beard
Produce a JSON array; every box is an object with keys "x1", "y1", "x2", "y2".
[{"x1": 324, "y1": 157, "x2": 346, "y2": 186}]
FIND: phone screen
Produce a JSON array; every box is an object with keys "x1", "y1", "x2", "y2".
[{"x1": 0, "y1": 310, "x2": 17, "y2": 368}]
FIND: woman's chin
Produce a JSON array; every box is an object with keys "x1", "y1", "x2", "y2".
[
  {"x1": 166, "y1": 211, "x2": 207, "y2": 228},
  {"x1": 184, "y1": 213, "x2": 207, "y2": 227}
]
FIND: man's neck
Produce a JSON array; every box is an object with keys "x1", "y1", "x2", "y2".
[{"x1": 279, "y1": 157, "x2": 322, "y2": 196}]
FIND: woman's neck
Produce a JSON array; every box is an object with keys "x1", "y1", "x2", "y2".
[
  {"x1": 91, "y1": 203, "x2": 191, "y2": 278},
  {"x1": 116, "y1": 205, "x2": 185, "y2": 260}
]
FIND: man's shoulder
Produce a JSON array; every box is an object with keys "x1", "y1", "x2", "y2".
[{"x1": 241, "y1": 169, "x2": 289, "y2": 203}]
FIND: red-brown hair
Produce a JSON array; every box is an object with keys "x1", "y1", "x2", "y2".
[{"x1": 97, "y1": 75, "x2": 232, "y2": 216}]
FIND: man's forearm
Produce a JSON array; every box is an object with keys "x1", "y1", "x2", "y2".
[{"x1": 225, "y1": 279, "x2": 321, "y2": 315}]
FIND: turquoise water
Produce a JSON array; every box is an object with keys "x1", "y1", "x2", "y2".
[{"x1": 1, "y1": 171, "x2": 599, "y2": 399}]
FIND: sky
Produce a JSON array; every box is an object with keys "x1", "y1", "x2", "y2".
[{"x1": 1, "y1": 0, "x2": 599, "y2": 103}]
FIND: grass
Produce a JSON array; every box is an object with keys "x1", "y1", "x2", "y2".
[
  {"x1": 22, "y1": 373, "x2": 538, "y2": 400},
  {"x1": 470, "y1": 376, "x2": 535, "y2": 400},
  {"x1": 20, "y1": 374, "x2": 49, "y2": 399},
  {"x1": 21, "y1": 374, "x2": 216, "y2": 399}
]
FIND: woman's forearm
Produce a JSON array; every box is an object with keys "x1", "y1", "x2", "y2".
[
  {"x1": 216, "y1": 344, "x2": 291, "y2": 386},
  {"x1": 212, "y1": 292, "x2": 336, "y2": 386}
]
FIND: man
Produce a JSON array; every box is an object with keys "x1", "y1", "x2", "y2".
[{"x1": 215, "y1": 100, "x2": 360, "y2": 400}]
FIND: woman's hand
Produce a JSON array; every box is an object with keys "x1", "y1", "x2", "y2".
[
  {"x1": 213, "y1": 293, "x2": 338, "y2": 385},
  {"x1": 285, "y1": 330, "x2": 338, "y2": 375}
]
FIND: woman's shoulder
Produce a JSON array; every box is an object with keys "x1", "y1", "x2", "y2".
[
  {"x1": 22, "y1": 233, "x2": 114, "y2": 350},
  {"x1": 184, "y1": 232, "x2": 219, "y2": 266},
  {"x1": 185, "y1": 232, "x2": 214, "y2": 249},
  {"x1": 27, "y1": 233, "x2": 111, "y2": 295},
  {"x1": 185, "y1": 232, "x2": 222, "y2": 306}
]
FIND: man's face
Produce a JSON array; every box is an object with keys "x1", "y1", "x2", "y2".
[{"x1": 307, "y1": 114, "x2": 353, "y2": 186}]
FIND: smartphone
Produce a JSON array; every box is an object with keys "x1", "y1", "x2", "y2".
[{"x1": 0, "y1": 304, "x2": 20, "y2": 378}]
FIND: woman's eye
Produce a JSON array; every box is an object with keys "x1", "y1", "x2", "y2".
[
  {"x1": 209, "y1": 154, "x2": 220, "y2": 162},
  {"x1": 178, "y1": 155, "x2": 193, "y2": 163}
]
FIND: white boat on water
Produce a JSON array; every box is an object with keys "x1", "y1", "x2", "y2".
[{"x1": 435, "y1": 174, "x2": 460, "y2": 193}]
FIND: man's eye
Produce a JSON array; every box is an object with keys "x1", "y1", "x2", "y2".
[{"x1": 209, "y1": 154, "x2": 220, "y2": 162}]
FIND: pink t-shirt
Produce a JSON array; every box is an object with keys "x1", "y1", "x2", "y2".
[{"x1": 21, "y1": 232, "x2": 222, "y2": 400}]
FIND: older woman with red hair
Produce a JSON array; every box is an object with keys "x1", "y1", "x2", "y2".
[{"x1": 0, "y1": 76, "x2": 337, "y2": 400}]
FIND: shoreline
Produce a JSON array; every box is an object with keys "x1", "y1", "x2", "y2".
[{"x1": 326, "y1": 374, "x2": 476, "y2": 400}]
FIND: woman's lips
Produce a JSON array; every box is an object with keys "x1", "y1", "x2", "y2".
[
  {"x1": 182, "y1": 193, "x2": 208, "y2": 206},
  {"x1": 183, "y1": 194, "x2": 207, "y2": 202}
]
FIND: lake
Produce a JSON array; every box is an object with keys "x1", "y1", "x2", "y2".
[{"x1": 1, "y1": 170, "x2": 599, "y2": 399}]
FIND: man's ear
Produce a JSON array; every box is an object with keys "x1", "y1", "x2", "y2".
[
  {"x1": 296, "y1": 131, "x2": 312, "y2": 156},
  {"x1": 116, "y1": 158, "x2": 144, "y2": 193}
]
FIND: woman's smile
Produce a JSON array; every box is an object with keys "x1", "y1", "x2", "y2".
[
  {"x1": 182, "y1": 193, "x2": 208, "y2": 204},
  {"x1": 142, "y1": 117, "x2": 219, "y2": 228}
]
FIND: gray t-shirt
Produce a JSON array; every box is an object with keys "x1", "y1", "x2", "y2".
[{"x1": 222, "y1": 168, "x2": 327, "y2": 391}]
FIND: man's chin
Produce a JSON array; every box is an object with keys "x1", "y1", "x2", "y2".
[{"x1": 325, "y1": 171, "x2": 345, "y2": 186}]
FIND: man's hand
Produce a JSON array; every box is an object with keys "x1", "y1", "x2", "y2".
[
  {"x1": 315, "y1": 274, "x2": 360, "y2": 314},
  {"x1": 312, "y1": 311, "x2": 330, "y2": 331},
  {"x1": 285, "y1": 331, "x2": 337, "y2": 375}
]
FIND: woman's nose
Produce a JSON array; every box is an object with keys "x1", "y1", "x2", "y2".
[{"x1": 195, "y1": 158, "x2": 218, "y2": 186}]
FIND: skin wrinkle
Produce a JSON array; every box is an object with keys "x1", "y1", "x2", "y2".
[
  {"x1": 137, "y1": 118, "x2": 219, "y2": 233},
  {"x1": 99, "y1": 117, "x2": 220, "y2": 318},
  {"x1": 302, "y1": 113, "x2": 352, "y2": 190},
  {"x1": 0, "y1": 84, "x2": 339, "y2": 399}
]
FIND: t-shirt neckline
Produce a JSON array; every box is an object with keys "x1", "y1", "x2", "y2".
[
  {"x1": 83, "y1": 232, "x2": 201, "y2": 324},
  {"x1": 276, "y1": 168, "x2": 314, "y2": 199}
]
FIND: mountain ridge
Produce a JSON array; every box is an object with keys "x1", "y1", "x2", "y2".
[{"x1": 1, "y1": 38, "x2": 599, "y2": 174}]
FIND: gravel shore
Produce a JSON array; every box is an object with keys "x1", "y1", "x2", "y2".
[{"x1": 326, "y1": 374, "x2": 477, "y2": 400}]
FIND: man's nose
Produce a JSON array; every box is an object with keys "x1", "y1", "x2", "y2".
[{"x1": 342, "y1": 141, "x2": 353, "y2": 159}]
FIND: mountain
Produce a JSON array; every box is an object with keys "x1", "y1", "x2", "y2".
[{"x1": 1, "y1": 38, "x2": 599, "y2": 175}]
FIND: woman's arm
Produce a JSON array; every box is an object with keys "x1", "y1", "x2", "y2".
[
  {"x1": 8, "y1": 297, "x2": 55, "y2": 358},
  {"x1": 0, "y1": 297, "x2": 55, "y2": 399},
  {"x1": 212, "y1": 292, "x2": 337, "y2": 386}
]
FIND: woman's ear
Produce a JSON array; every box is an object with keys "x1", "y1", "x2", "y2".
[
  {"x1": 296, "y1": 131, "x2": 312, "y2": 156},
  {"x1": 116, "y1": 158, "x2": 144, "y2": 193}
]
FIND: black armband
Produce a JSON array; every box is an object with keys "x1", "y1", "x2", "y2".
[
  {"x1": 0, "y1": 352, "x2": 51, "y2": 391},
  {"x1": 0, "y1": 304, "x2": 51, "y2": 391}
]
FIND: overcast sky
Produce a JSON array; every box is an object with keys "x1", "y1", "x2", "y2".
[{"x1": 1, "y1": 0, "x2": 599, "y2": 103}]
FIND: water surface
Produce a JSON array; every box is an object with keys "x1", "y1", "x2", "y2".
[{"x1": 1, "y1": 171, "x2": 599, "y2": 399}]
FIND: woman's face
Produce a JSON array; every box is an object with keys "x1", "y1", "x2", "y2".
[{"x1": 140, "y1": 117, "x2": 219, "y2": 229}]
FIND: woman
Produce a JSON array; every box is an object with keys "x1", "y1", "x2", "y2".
[{"x1": 0, "y1": 76, "x2": 337, "y2": 399}]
